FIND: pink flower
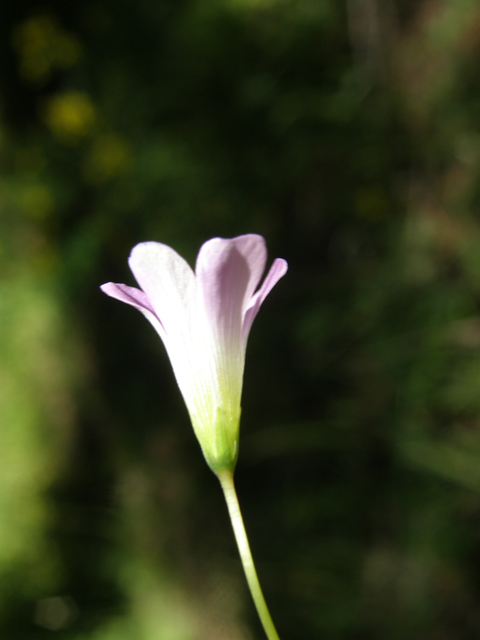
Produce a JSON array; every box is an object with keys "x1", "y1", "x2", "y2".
[{"x1": 101, "y1": 235, "x2": 287, "y2": 474}]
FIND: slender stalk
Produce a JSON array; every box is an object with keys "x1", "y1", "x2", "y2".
[{"x1": 218, "y1": 470, "x2": 281, "y2": 640}]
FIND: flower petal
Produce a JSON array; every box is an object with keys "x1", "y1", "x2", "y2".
[
  {"x1": 100, "y1": 282, "x2": 155, "y2": 315},
  {"x1": 242, "y1": 257, "x2": 288, "y2": 342},
  {"x1": 195, "y1": 234, "x2": 267, "y2": 336},
  {"x1": 226, "y1": 234, "x2": 268, "y2": 304},
  {"x1": 195, "y1": 237, "x2": 257, "y2": 416},
  {"x1": 100, "y1": 282, "x2": 166, "y2": 339},
  {"x1": 128, "y1": 241, "x2": 196, "y2": 342},
  {"x1": 100, "y1": 234, "x2": 288, "y2": 475},
  {"x1": 127, "y1": 242, "x2": 202, "y2": 412}
]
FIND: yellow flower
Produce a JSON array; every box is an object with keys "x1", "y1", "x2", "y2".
[{"x1": 43, "y1": 92, "x2": 96, "y2": 143}]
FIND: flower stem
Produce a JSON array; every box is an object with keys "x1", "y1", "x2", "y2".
[{"x1": 218, "y1": 470, "x2": 281, "y2": 640}]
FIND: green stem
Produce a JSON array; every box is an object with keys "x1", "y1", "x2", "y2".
[{"x1": 218, "y1": 470, "x2": 281, "y2": 640}]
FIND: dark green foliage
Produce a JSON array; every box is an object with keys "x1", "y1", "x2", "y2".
[{"x1": 2, "y1": 0, "x2": 480, "y2": 638}]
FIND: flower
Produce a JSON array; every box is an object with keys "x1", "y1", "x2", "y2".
[{"x1": 101, "y1": 235, "x2": 287, "y2": 474}]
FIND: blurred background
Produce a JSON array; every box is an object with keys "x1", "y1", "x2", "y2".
[{"x1": 2, "y1": 0, "x2": 480, "y2": 638}]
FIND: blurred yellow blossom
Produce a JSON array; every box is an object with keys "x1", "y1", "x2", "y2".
[
  {"x1": 12, "y1": 14, "x2": 82, "y2": 83},
  {"x1": 42, "y1": 92, "x2": 96, "y2": 143}
]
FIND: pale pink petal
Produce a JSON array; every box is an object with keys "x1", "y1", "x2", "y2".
[
  {"x1": 195, "y1": 234, "x2": 267, "y2": 342},
  {"x1": 128, "y1": 241, "x2": 196, "y2": 343},
  {"x1": 100, "y1": 282, "x2": 166, "y2": 339},
  {"x1": 127, "y1": 241, "x2": 207, "y2": 420},
  {"x1": 100, "y1": 234, "x2": 287, "y2": 475},
  {"x1": 226, "y1": 235, "x2": 268, "y2": 303},
  {"x1": 196, "y1": 238, "x2": 250, "y2": 332},
  {"x1": 195, "y1": 237, "x2": 254, "y2": 413},
  {"x1": 242, "y1": 257, "x2": 288, "y2": 343},
  {"x1": 100, "y1": 282, "x2": 157, "y2": 316}
]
